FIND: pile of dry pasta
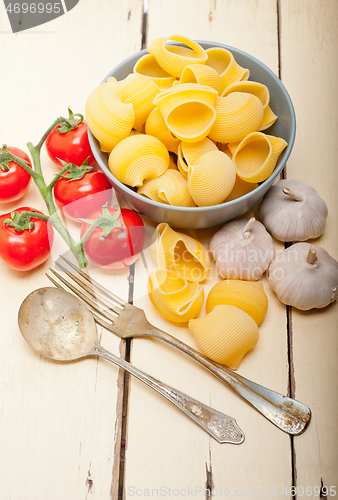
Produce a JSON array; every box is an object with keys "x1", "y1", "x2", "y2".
[{"x1": 85, "y1": 35, "x2": 288, "y2": 208}]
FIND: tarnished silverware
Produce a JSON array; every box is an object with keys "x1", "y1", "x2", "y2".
[
  {"x1": 18, "y1": 287, "x2": 244, "y2": 444},
  {"x1": 46, "y1": 256, "x2": 311, "y2": 436}
]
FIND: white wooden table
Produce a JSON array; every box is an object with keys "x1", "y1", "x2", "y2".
[{"x1": 0, "y1": 1, "x2": 337, "y2": 498}]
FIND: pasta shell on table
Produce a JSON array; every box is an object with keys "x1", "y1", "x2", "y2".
[
  {"x1": 206, "y1": 279, "x2": 268, "y2": 325},
  {"x1": 117, "y1": 74, "x2": 160, "y2": 131},
  {"x1": 147, "y1": 268, "x2": 204, "y2": 323},
  {"x1": 205, "y1": 47, "x2": 250, "y2": 93},
  {"x1": 177, "y1": 137, "x2": 218, "y2": 178},
  {"x1": 133, "y1": 53, "x2": 177, "y2": 89},
  {"x1": 221, "y1": 80, "x2": 277, "y2": 131},
  {"x1": 85, "y1": 77, "x2": 134, "y2": 152},
  {"x1": 108, "y1": 134, "x2": 170, "y2": 187},
  {"x1": 145, "y1": 107, "x2": 180, "y2": 155},
  {"x1": 224, "y1": 175, "x2": 259, "y2": 201},
  {"x1": 188, "y1": 150, "x2": 236, "y2": 206},
  {"x1": 151, "y1": 222, "x2": 210, "y2": 282},
  {"x1": 208, "y1": 93, "x2": 264, "y2": 144},
  {"x1": 153, "y1": 83, "x2": 218, "y2": 143},
  {"x1": 179, "y1": 64, "x2": 223, "y2": 94},
  {"x1": 228, "y1": 132, "x2": 288, "y2": 183},
  {"x1": 147, "y1": 35, "x2": 208, "y2": 77},
  {"x1": 137, "y1": 169, "x2": 196, "y2": 207},
  {"x1": 189, "y1": 305, "x2": 259, "y2": 370}
]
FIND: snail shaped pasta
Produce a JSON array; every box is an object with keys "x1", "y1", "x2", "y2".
[
  {"x1": 133, "y1": 53, "x2": 177, "y2": 89},
  {"x1": 145, "y1": 108, "x2": 180, "y2": 155},
  {"x1": 117, "y1": 73, "x2": 160, "y2": 131},
  {"x1": 205, "y1": 47, "x2": 250, "y2": 92},
  {"x1": 177, "y1": 137, "x2": 218, "y2": 179},
  {"x1": 151, "y1": 222, "x2": 210, "y2": 282},
  {"x1": 221, "y1": 81, "x2": 277, "y2": 131},
  {"x1": 189, "y1": 305, "x2": 259, "y2": 369},
  {"x1": 137, "y1": 169, "x2": 196, "y2": 207},
  {"x1": 148, "y1": 35, "x2": 208, "y2": 77},
  {"x1": 225, "y1": 175, "x2": 259, "y2": 201},
  {"x1": 153, "y1": 83, "x2": 218, "y2": 142},
  {"x1": 228, "y1": 132, "x2": 288, "y2": 183},
  {"x1": 147, "y1": 268, "x2": 204, "y2": 322},
  {"x1": 188, "y1": 150, "x2": 236, "y2": 206},
  {"x1": 208, "y1": 92, "x2": 264, "y2": 144},
  {"x1": 179, "y1": 64, "x2": 223, "y2": 94},
  {"x1": 108, "y1": 134, "x2": 170, "y2": 187},
  {"x1": 85, "y1": 77, "x2": 134, "y2": 152},
  {"x1": 206, "y1": 280, "x2": 268, "y2": 325}
]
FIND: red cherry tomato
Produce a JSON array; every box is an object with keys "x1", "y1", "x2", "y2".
[
  {"x1": 54, "y1": 169, "x2": 112, "y2": 222},
  {"x1": 0, "y1": 147, "x2": 32, "y2": 203},
  {"x1": 0, "y1": 207, "x2": 54, "y2": 271},
  {"x1": 80, "y1": 207, "x2": 145, "y2": 268},
  {"x1": 45, "y1": 120, "x2": 96, "y2": 169}
]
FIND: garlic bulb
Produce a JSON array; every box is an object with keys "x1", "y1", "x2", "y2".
[
  {"x1": 259, "y1": 179, "x2": 328, "y2": 242},
  {"x1": 268, "y1": 243, "x2": 338, "y2": 310},
  {"x1": 209, "y1": 217, "x2": 275, "y2": 280}
]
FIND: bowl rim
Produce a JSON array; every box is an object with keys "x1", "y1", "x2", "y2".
[{"x1": 88, "y1": 40, "x2": 296, "y2": 213}]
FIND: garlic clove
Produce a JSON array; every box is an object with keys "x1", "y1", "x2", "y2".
[
  {"x1": 268, "y1": 243, "x2": 338, "y2": 310},
  {"x1": 259, "y1": 179, "x2": 328, "y2": 242},
  {"x1": 209, "y1": 217, "x2": 275, "y2": 280}
]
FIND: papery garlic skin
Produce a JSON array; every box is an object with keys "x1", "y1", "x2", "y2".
[
  {"x1": 209, "y1": 217, "x2": 275, "y2": 280},
  {"x1": 268, "y1": 243, "x2": 338, "y2": 310},
  {"x1": 259, "y1": 179, "x2": 328, "y2": 242}
]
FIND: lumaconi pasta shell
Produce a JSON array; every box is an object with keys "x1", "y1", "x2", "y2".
[
  {"x1": 225, "y1": 175, "x2": 259, "y2": 201},
  {"x1": 145, "y1": 108, "x2": 180, "y2": 155},
  {"x1": 148, "y1": 268, "x2": 204, "y2": 323},
  {"x1": 189, "y1": 304, "x2": 259, "y2": 369},
  {"x1": 217, "y1": 142, "x2": 232, "y2": 157},
  {"x1": 154, "y1": 83, "x2": 218, "y2": 142},
  {"x1": 133, "y1": 53, "x2": 177, "y2": 89},
  {"x1": 205, "y1": 47, "x2": 250, "y2": 92},
  {"x1": 108, "y1": 134, "x2": 170, "y2": 187},
  {"x1": 206, "y1": 280, "x2": 268, "y2": 325},
  {"x1": 221, "y1": 81, "x2": 277, "y2": 131},
  {"x1": 179, "y1": 64, "x2": 223, "y2": 94},
  {"x1": 137, "y1": 169, "x2": 196, "y2": 207},
  {"x1": 188, "y1": 151, "x2": 236, "y2": 207},
  {"x1": 177, "y1": 137, "x2": 218, "y2": 178},
  {"x1": 208, "y1": 93, "x2": 264, "y2": 144},
  {"x1": 151, "y1": 222, "x2": 210, "y2": 282},
  {"x1": 85, "y1": 77, "x2": 135, "y2": 152},
  {"x1": 148, "y1": 35, "x2": 208, "y2": 77},
  {"x1": 229, "y1": 132, "x2": 288, "y2": 183},
  {"x1": 117, "y1": 74, "x2": 160, "y2": 131}
]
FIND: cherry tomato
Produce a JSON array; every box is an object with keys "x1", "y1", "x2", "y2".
[
  {"x1": 0, "y1": 207, "x2": 54, "y2": 271},
  {"x1": 80, "y1": 207, "x2": 145, "y2": 268},
  {"x1": 45, "y1": 120, "x2": 96, "y2": 169},
  {"x1": 0, "y1": 147, "x2": 32, "y2": 203},
  {"x1": 54, "y1": 169, "x2": 112, "y2": 222}
]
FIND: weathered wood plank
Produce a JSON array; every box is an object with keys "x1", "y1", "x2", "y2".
[
  {"x1": 0, "y1": 1, "x2": 143, "y2": 499},
  {"x1": 125, "y1": 1, "x2": 293, "y2": 497},
  {"x1": 280, "y1": 0, "x2": 338, "y2": 493}
]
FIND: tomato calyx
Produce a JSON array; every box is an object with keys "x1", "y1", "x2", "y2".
[
  {"x1": 80, "y1": 204, "x2": 124, "y2": 239},
  {"x1": 3, "y1": 210, "x2": 39, "y2": 232},
  {"x1": 0, "y1": 144, "x2": 30, "y2": 172},
  {"x1": 57, "y1": 107, "x2": 84, "y2": 134},
  {"x1": 55, "y1": 158, "x2": 93, "y2": 182}
]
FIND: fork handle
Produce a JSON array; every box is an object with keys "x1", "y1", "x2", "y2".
[
  {"x1": 145, "y1": 327, "x2": 311, "y2": 435},
  {"x1": 91, "y1": 343, "x2": 244, "y2": 444}
]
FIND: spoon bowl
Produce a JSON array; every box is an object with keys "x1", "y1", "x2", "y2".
[{"x1": 17, "y1": 287, "x2": 245, "y2": 444}]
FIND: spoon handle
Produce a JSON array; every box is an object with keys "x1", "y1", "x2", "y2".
[
  {"x1": 91, "y1": 343, "x2": 244, "y2": 444},
  {"x1": 145, "y1": 327, "x2": 311, "y2": 435}
]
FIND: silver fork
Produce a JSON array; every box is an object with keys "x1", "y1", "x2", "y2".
[{"x1": 46, "y1": 256, "x2": 311, "y2": 436}]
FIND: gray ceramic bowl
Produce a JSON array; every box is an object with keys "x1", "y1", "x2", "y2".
[{"x1": 88, "y1": 41, "x2": 296, "y2": 229}]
